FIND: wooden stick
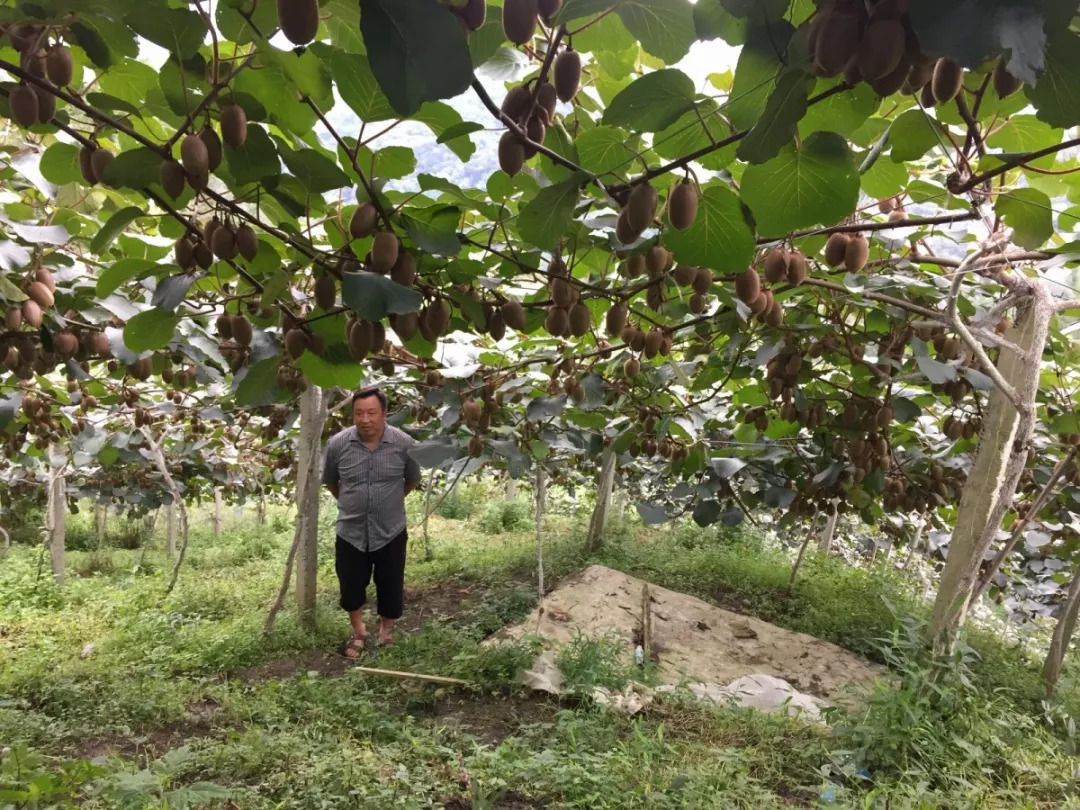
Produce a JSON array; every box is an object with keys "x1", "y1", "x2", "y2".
[
  {"x1": 350, "y1": 665, "x2": 469, "y2": 686},
  {"x1": 641, "y1": 583, "x2": 652, "y2": 660}
]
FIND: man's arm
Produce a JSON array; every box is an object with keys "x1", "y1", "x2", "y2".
[
  {"x1": 403, "y1": 447, "x2": 422, "y2": 496},
  {"x1": 321, "y1": 438, "x2": 340, "y2": 500},
  {"x1": 327, "y1": 482, "x2": 340, "y2": 500}
]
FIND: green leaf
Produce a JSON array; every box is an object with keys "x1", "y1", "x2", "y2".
[
  {"x1": 986, "y1": 115, "x2": 1064, "y2": 169},
  {"x1": 101, "y1": 147, "x2": 163, "y2": 189},
  {"x1": 216, "y1": 0, "x2": 279, "y2": 46},
  {"x1": 694, "y1": 0, "x2": 747, "y2": 44},
  {"x1": 225, "y1": 125, "x2": 280, "y2": 185},
  {"x1": 97, "y1": 259, "x2": 156, "y2": 298},
  {"x1": 616, "y1": 0, "x2": 696, "y2": 64},
  {"x1": 860, "y1": 153, "x2": 908, "y2": 199},
  {"x1": 555, "y1": 0, "x2": 619, "y2": 24},
  {"x1": 889, "y1": 109, "x2": 943, "y2": 162},
  {"x1": 235, "y1": 356, "x2": 281, "y2": 406},
  {"x1": 517, "y1": 173, "x2": 587, "y2": 250},
  {"x1": 413, "y1": 101, "x2": 478, "y2": 162},
  {"x1": 91, "y1": 207, "x2": 145, "y2": 254},
  {"x1": 123, "y1": 308, "x2": 181, "y2": 353},
  {"x1": 359, "y1": 0, "x2": 474, "y2": 116},
  {"x1": 737, "y1": 70, "x2": 812, "y2": 164},
  {"x1": 653, "y1": 100, "x2": 737, "y2": 171},
  {"x1": 126, "y1": 5, "x2": 206, "y2": 59},
  {"x1": 39, "y1": 143, "x2": 83, "y2": 185},
  {"x1": 662, "y1": 184, "x2": 755, "y2": 272},
  {"x1": 1029, "y1": 31, "x2": 1080, "y2": 127},
  {"x1": 371, "y1": 146, "x2": 417, "y2": 180},
  {"x1": 437, "y1": 121, "x2": 484, "y2": 147},
  {"x1": 99, "y1": 59, "x2": 160, "y2": 109},
  {"x1": 341, "y1": 271, "x2": 423, "y2": 322},
  {"x1": 891, "y1": 396, "x2": 922, "y2": 424},
  {"x1": 333, "y1": 49, "x2": 395, "y2": 123},
  {"x1": 400, "y1": 204, "x2": 462, "y2": 256},
  {"x1": 726, "y1": 21, "x2": 793, "y2": 131},
  {"x1": 295, "y1": 352, "x2": 367, "y2": 390},
  {"x1": 468, "y1": 6, "x2": 507, "y2": 69},
  {"x1": 799, "y1": 79, "x2": 878, "y2": 138},
  {"x1": 741, "y1": 131, "x2": 859, "y2": 238},
  {"x1": 575, "y1": 126, "x2": 636, "y2": 176},
  {"x1": 276, "y1": 139, "x2": 350, "y2": 194},
  {"x1": 995, "y1": 188, "x2": 1053, "y2": 249},
  {"x1": 602, "y1": 69, "x2": 696, "y2": 132}
]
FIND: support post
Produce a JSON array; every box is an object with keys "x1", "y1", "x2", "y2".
[
  {"x1": 294, "y1": 385, "x2": 326, "y2": 628},
  {"x1": 1043, "y1": 565, "x2": 1080, "y2": 697},
  {"x1": 46, "y1": 444, "x2": 66, "y2": 585},
  {"x1": 166, "y1": 502, "x2": 178, "y2": 556},
  {"x1": 213, "y1": 488, "x2": 223, "y2": 540},
  {"x1": 585, "y1": 445, "x2": 616, "y2": 552}
]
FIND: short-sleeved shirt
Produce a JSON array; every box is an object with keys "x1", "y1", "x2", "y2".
[{"x1": 321, "y1": 424, "x2": 422, "y2": 553}]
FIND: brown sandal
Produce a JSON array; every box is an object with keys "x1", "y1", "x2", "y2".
[
  {"x1": 377, "y1": 634, "x2": 395, "y2": 648},
  {"x1": 339, "y1": 633, "x2": 367, "y2": 659}
]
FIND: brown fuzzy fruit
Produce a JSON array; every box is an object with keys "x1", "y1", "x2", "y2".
[
  {"x1": 551, "y1": 277, "x2": 575, "y2": 308},
  {"x1": 232, "y1": 315, "x2": 253, "y2": 347},
  {"x1": 824, "y1": 232, "x2": 850, "y2": 267},
  {"x1": 53, "y1": 331, "x2": 78, "y2": 357},
  {"x1": 26, "y1": 280, "x2": 54, "y2": 309},
  {"x1": 487, "y1": 309, "x2": 506, "y2": 341},
  {"x1": 674, "y1": 263, "x2": 696, "y2": 287},
  {"x1": 22, "y1": 299, "x2": 42, "y2": 327},
  {"x1": 623, "y1": 357, "x2": 640, "y2": 378},
  {"x1": 537, "y1": 81, "x2": 557, "y2": 122},
  {"x1": 8, "y1": 25, "x2": 42, "y2": 53},
  {"x1": 763, "y1": 248, "x2": 789, "y2": 284},
  {"x1": 199, "y1": 126, "x2": 223, "y2": 172},
  {"x1": 993, "y1": 59, "x2": 1021, "y2": 98},
  {"x1": 371, "y1": 231, "x2": 399, "y2": 274},
  {"x1": 787, "y1": 251, "x2": 807, "y2": 286},
  {"x1": 815, "y1": 8, "x2": 861, "y2": 77},
  {"x1": 553, "y1": 49, "x2": 581, "y2": 102},
  {"x1": 79, "y1": 146, "x2": 96, "y2": 184},
  {"x1": 45, "y1": 45, "x2": 73, "y2": 87},
  {"x1": 615, "y1": 208, "x2": 637, "y2": 245},
  {"x1": 314, "y1": 275, "x2": 336, "y2": 310},
  {"x1": 763, "y1": 299, "x2": 784, "y2": 328},
  {"x1": 502, "y1": 300, "x2": 526, "y2": 331},
  {"x1": 734, "y1": 269, "x2": 761, "y2": 304},
  {"x1": 606, "y1": 302, "x2": 627, "y2": 335},
  {"x1": 211, "y1": 225, "x2": 237, "y2": 260},
  {"x1": 34, "y1": 267, "x2": 54, "y2": 292},
  {"x1": 194, "y1": 242, "x2": 214, "y2": 269},
  {"x1": 568, "y1": 302, "x2": 591, "y2": 337},
  {"x1": 844, "y1": 234, "x2": 869, "y2": 272},
  {"x1": 348, "y1": 320, "x2": 373, "y2": 360},
  {"x1": 692, "y1": 266, "x2": 713, "y2": 294},
  {"x1": 159, "y1": 160, "x2": 186, "y2": 199},
  {"x1": 544, "y1": 306, "x2": 569, "y2": 336},
  {"x1": 349, "y1": 202, "x2": 378, "y2": 240},
  {"x1": 235, "y1": 224, "x2": 258, "y2": 261},
  {"x1": 668, "y1": 180, "x2": 698, "y2": 231},
  {"x1": 9, "y1": 84, "x2": 38, "y2": 127},
  {"x1": 868, "y1": 56, "x2": 911, "y2": 97},
  {"x1": 390, "y1": 251, "x2": 416, "y2": 286},
  {"x1": 625, "y1": 182, "x2": 658, "y2": 236},
  {"x1": 217, "y1": 314, "x2": 234, "y2": 340},
  {"x1": 175, "y1": 237, "x2": 195, "y2": 270},
  {"x1": 450, "y1": 0, "x2": 487, "y2": 30},
  {"x1": 500, "y1": 85, "x2": 532, "y2": 122},
  {"x1": 747, "y1": 292, "x2": 769, "y2": 315},
  {"x1": 856, "y1": 19, "x2": 906, "y2": 81},
  {"x1": 180, "y1": 134, "x2": 209, "y2": 175},
  {"x1": 689, "y1": 293, "x2": 706, "y2": 314},
  {"x1": 645, "y1": 244, "x2": 670, "y2": 276},
  {"x1": 3, "y1": 346, "x2": 19, "y2": 371},
  {"x1": 503, "y1": 0, "x2": 539, "y2": 46},
  {"x1": 629, "y1": 327, "x2": 647, "y2": 353},
  {"x1": 393, "y1": 311, "x2": 419, "y2": 341},
  {"x1": 931, "y1": 58, "x2": 963, "y2": 105},
  {"x1": 539, "y1": 0, "x2": 562, "y2": 21},
  {"x1": 284, "y1": 328, "x2": 308, "y2": 359},
  {"x1": 220, "y1": 103, "x2": 248, "y2": 148},
  {"x1": 904, "y1": 61, "x2": 934, "y2": 93},
  {"x1": 278, "y1": 0, "x2": 320, "y2": 45},
  {"x1": 5, "y1": 305, "x2": 22, "y2": 330},
  {"x1": 498, "y1": 131, "x2": 525, "y2": 176},
  {"x1": 643, "y1": 329, "x2": 663, "y2": 359}
]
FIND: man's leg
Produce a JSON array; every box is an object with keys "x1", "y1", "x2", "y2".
[
  {"x1": 372, "y1": 530, "x2": 407, "y2": 644},
  {"x1": 335, "y1": 537, "x2": 373, "y2": 651}
]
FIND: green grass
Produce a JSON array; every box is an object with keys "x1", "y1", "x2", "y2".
[{"x1": 1, "y1": 489, "x2": 1079, "y2": 808}]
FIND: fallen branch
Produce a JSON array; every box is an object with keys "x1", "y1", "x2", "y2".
[{"x1": 349, "y1": 664, "x2": 469, "y2": 686}]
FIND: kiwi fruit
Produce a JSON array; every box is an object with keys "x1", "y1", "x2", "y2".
[
  {"x1": 5, "y1": 305, "x2": 22, "y2": 330},
  {"x1": 235, "y1": 224, "x2": 258, "y2": 260},
  {"x1": 747, "y1": 292, "x2": 769, "y2": 315},
  {"x1": 79, "y1": 146, "x2": 96, "y2": 184},
  {"x1": 503, "y1": 0, "x2": 538, "y2": 46},
  {"x1": 35, "y1": 267, "x2": 54, "y2": 291},
  {"x1": 824, "y1": 232, "x2": 850, "y2": 267},
  {"x1": 692, "y1": 266, "x2": 713, "y2": 294},
  {"x1": 524, "y1": 113, "x2": 545, "y2": 150},
  {"x1": 3, "y1": 346, "x2": 19, "y2": 371},
  {"x1": 544, "y1": 306, "x2": 568, "y2": 336},
  {"x1": 347, "y1": 320, "x2": 373, "y2": 360},
  {"x1": 689, "y1": 293, "x2": 706, "y2": 314},
  {"x1": 181, "y1": 134, "x2": 209, "y2": 175},
  {"x1": 644, "y1": 329, "x2": 663, "y2": 359},
  {"x1": 487, "y1": 309, "x2": 506, "y2": 341},
  {"x1": 175, "y1": 237, "x2": 195, "y2": 270},
  {"x1": 159, "y1": 160, "x2": 186, "y2": 199},
  {"x1": 500, "y1": 85, "x2": 532, "y2": 121},
  {"x1": 844, "y1": 234, "x2": 869, "y2": 272},
  {"x1": 876, "y1": 406, "x2": 894, "y2": 428},
  {"x1": 231, "y1": 315, "x2": 252, "y2": 347},
  {"x1": 194, "y1": 241, "x2": 214, "y2": 269},
  {"x1": 856, "y1": 19, "x2": 906, "y2": 81},
  {"x1": 90, "y1": 149, "x2": 114, "y2": 184},
  {"x1": 615, "y1": 208, "x2": 637, "y2": 244},
  {"x1": 371, "y1": 231, "x2": 399, "y2": 274},
  {"x1": 26, "y1": 280, "x2": 54, "y2": 309},
  {"x1": 390, "y1": 252, "x2": 416, "y2": 286},
  {"x1": 211, "y1": 225, "x2": 237, "y2": 260},
  {"x1": 220, "y1": 103, "x2": 248, "y2": 148},
  {"x1": 53, "y1": 331, "x2": 78, "y2": 357},
  {"x1": 278, "y1": 0, "x2": 319, "y2": 45},
  {"x1": 199, "y1": 126, "x2": 223, "y2": 172},
  {"x1": 553, "y1": 48, "x2": 581, "y2": 102},
  {"x1": 668, "y1": 180, "x2": 698, "y2": 231},
  {"x1": 674, "y1": 263, "x2": 696, "y2": 287},
  {"x1": 645, "y1": 244, "x2": 670, "y2": 276},
  {"x1": 314, "y1": 274, "x2": 336, "y2": 310},
  {"x1": 284, "y1": 328, "x2": 308, "y2": 359},
  {"x1": 868, "y1": 56, "x2": 911, "y2": 97},
  {"x1": 787, "y1": 251, "x2": 807, "y2": 286},
  {"x1": 350, "y1": 202, "x2": 378, "y2": 240},
  {"x1": 551, "y1": 277, "x2": 575, "y2": 308},
  {"x1": 763, "y1": 248, "x2": 789, "y2": 283},
  {"x1": 537, "y1": 81, "x2": 557, "y2": 122},
  {"x1": 629, "y1": 327, "x2": 647, "y2": 353},
  {"x1": 498, "y1": 131, "x2": 525, "y2": 176},
  {"x1": 625, "y1": 182, "x2": 658, "y2": 236},
  {"x1": 904, "y1": 62, "x2": 934, "y2": 93},
  {"x1": 9, "y1": 84, "x2": 38, "y2": 127},
  {"x1": 734, "y1": 269, "x2": 761, "y2": 305},
  {"x1": 203, "y1": 218, "x2": 221, "y2": 247},
  {"x1": 606, "y1": 302, "x2": 627, "y2": 335},
  {"x1": 993, "y1": 59, "x2": 1021, "y2": 98},
  {"x1": 8, "y1": 24, "x2": 41, "y2": 53},
  {"x1": 814, "y1": 8, "x2": 861, "y2": 77},
  {"x1": 931, "y1": 58, "x2": 963, "y2": 104},
  {"x1": 568, "y1": 302, "x2": 591, "y2": 337},
  {"x1": 502, "y1": 300, "x2": 527, "y2": 331},
  {"x1": 217, "y1": 313, "x2": 235, "y2": 340},
  {"x1": 393, "y1": 312, "x2": 419, "y2": 341},
  {"x1": 763, "y1": 300, "x2": 784, "y2": 328}
]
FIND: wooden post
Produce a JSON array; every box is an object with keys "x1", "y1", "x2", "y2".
[
  {"x1": 817, "y1": 502, "x2": 838, "y2": 554},
  {"x1": 535, "y1": 466, "x2": 546, "y2": 622},
  {"x1": 213, "y1": 488, "x2": 223, "y2": 540},
  {"x1": 295, "y1": 384, "x2": 326, "y2": 628},
  {"x1": 1043, "y1": 564, "x2": 1080, "y2": 696},
  {"x1": 94, "y1": 502, "x2": 107, "y2": 542},
  {"x1": 422, "y1": 469, "x2": 435, "y2": 561},
  {"x1": 166, "y1": 502, "x2": 178, "y2": 556},
  {"x1": 46, "y1": 444, "x2": 66, "y2": 585},
  {"x1": 585, "y1": 444, "x2": 616, "y2": 552},
  {"x1": 255, "y1": 490, "x2": 267, "y2": 525}
]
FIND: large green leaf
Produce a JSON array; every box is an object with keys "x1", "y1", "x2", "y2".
[
  {"x1": 694, "y1": 0, "x2": 747, "y2": 44},
  {"x1": 341, "y1": 271, "x2": 423, "y2": 321},
  {"x1": 400, "y1": 204, "x2": 461, "y2": 256},
  {"x1": 123, "y1": 308, "x2": 181, "y2": 353},
  {"x1": 602, "y1": 69, "x2": 696, "y2": 132},
  {"x1": 888, "y1": 110, "x2": 945, "y2": 162},
  {"x1": 234, "y1": 356, "x2": 281, "y2": 406},
  {"x1": 995, "y1": 188, "x2": 1053, "y2": 249},
  {"x1": 741, "y1": 131, "x2": 859, "y2": 237},
  {"x1": 225, "y1": 125, "x2": 281, "y2": 185},
  {"x1": 276, "y1": 139, "x2": 351, "y2": 194},
  {"x1": 96, "y1": 258, "x2": 156, "y2": 298},
  {"x1": 737, "y1": 70, "x2": 812, "y2": 164},
  {"x1": 726, "y1": 21, "x2": 794, "y2": 131},
  {"x1": 359, "y1": 0, "x2": 474, "y2": 116},
  {"x1": 517, "y1": 173, "x2": 587, "y2": 251},
  {"x1": 662, "y1": 184, "x2": 755, "y2": 272},
  {"x1": 575, "y1": 126, "x2": 636, "y2": 176},
  {"x1": 216, "y1": 0, "x2": 278, "y2": 46},
  {"x1": 1028, "y1": 30, "x2": 1080, "y2": 128},
  {"x1": 126, "y1": 5, "x2": 206, "y2": 59},
  {"x1": 799, "y1": 80, "x2": 878, "y2": 138},
  {"x1": 102, "y1": 147, "x2": 163, "y2": 189},
  {"x1": 986, "y1": 116, "x2": 1064, "y2": 169},
  {"x1": 91, "y1": 207, "x2": 145, "y2": 254},
  {"x1": 616, "y1": 0, "x2": 696, "y2": 64},
  {"x1": 412, "y1": 102, "x2": 477, "y2": 162},
  {"x1": 333, "y1": 49, "x2": 395, "y2": 123},
  {"x1": 39, "y1": 143, "x2": 82, "y2": 185},
  {"x1": 295, "y1": 352, "x2": 367, "y2": 389},
  {"x1": 654, "y1": 101, "x2": 737, "y2": 171}
]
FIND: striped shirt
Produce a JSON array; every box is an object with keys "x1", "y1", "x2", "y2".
[{"x1": 321, "y1": 424, "x2": 422, "y2": 553}]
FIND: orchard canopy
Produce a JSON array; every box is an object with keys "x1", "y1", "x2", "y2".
[{"x1": 2, "y1": 0, "x2": 1080, "y2": 641}]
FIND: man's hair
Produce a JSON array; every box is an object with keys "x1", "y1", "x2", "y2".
[{"x1": 352, "y1": 386, "x2": 387, "y2": 412}]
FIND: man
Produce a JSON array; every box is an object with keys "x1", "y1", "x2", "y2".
[{"x1": 322, "y1": 387, "x2": 422, "y2": 658}]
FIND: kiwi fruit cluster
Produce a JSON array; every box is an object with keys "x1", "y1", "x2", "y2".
[
  {"x1": 542, "y1": 258, "x2": 591, "y2": 338},
  {"x1": 823, "y1": 231, "x2": 869, "y2": 272},
  {"x1": 733, "y1": 267, "x2": 785, "y2": 327},
  {"x1": 77, "y1": 145, "x2": 114, "y2": 186},
  {"x1": 497, "y1": 77, "x2": 557, "y2": 175},
  {"x1": 615, "y1": 182, "x2": 658, "y2": 244},
  {"x1": 4, "y1": 26, "x2": 71, "y2": 128}
]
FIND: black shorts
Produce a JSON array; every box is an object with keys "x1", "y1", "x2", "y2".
[{"x1": 334, "y1": 530, "x2": 407, "y2": 618}]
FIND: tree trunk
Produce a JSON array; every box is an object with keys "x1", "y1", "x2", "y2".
[
  {"x1": 817, "y1": 502, "x2": 838, "y2": 554},
  {"x1": 505, "y1": 477, "x2": 518, "y2": 500},
  {"x1": 928, "y1": 286, "x2": 1052, "y2": 648},
  {"x1": 1043, "y1": 564, "x2": 1080, "y2": 697},
  {"x1": 585, "y1": 445, "x2": 616, "y2": 552},
  {"x1": 255, "y1": 491, "x2": 267, "y2": 525},
  {"x1": 789, "y1": 513, "x2": 817, "y2": 589},
  {"x1": 535, "y1": 466, "x2": 546, "y2": 616},
  {"x1": 294, "y1": 385, "x2": 326, "y2": 628},
  {"x1": 422, "y1": 470, "x2": 435, "y2": 561},
  {"x1": 46, "y1": 444, "x2": 66, "y2": 585},
  {"x1": 166, "y1": 502, "x2": 178, "y2": 556},
  {"x1": 901, "y1": 518, "x2": 924, "y2": 571},
  {"x1": 213, "y1": 488, "x2": 223, "y2": 540},
  {"x1": 94, "y1": 503, "x2": 107, "y2": 542}
]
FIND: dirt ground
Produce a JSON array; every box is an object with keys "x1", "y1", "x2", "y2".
[{"x1": 490, "y1": 565, "x2": 884, "y2": 702}]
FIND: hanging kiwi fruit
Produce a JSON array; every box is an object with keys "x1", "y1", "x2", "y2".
[
  {"x1": 220, "y1": 103, "x2": 248, "y2": 148},
  {"x1": 553, "y1": 48, "x2": 581, "y2": 102},
  {"x1": 503, "y1": 0, "x2": 538, "y2": 45},
  {"x1": 668, "y1": 180, "x2": 699, "y2": 231},
  {"x1": 277, "y1": 0, "x2": 320, "y2": 46}
]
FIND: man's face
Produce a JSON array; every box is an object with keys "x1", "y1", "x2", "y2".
[{"x1": 353, "y1": 395, "x2": 386, "y2": 439}]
